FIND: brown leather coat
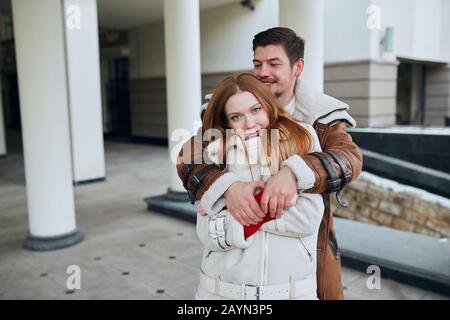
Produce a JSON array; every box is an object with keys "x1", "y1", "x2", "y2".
[{"x1": 177, "y1": 119, "x2": 363, "y2": 300}]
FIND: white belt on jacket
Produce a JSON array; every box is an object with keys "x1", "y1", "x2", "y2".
[{"x1": 199, "y1": 270, "x2": 317, "y2": 300}]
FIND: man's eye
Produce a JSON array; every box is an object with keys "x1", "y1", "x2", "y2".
[
  {"x1": 254, "y1": 64, "x2": 261, "y2": 68},
  {"x1": 270, "y1": 63, "x2": 281, "y2": 67}
]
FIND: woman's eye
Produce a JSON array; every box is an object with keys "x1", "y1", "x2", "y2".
[
  {"x1": 230, "y1": 115, "x2": 241, "y2": 121},
  {"x1": 251, "y1": 107, "x2": 261, "y2": 114}
]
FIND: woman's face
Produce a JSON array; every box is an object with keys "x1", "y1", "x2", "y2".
[{"x1": 224, "y1": 90, "x2": 270, "y2": 139}]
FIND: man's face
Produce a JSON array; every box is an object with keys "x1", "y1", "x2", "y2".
[{"x1": 253, "y1": 44, "x2": 303, "y2": 100}]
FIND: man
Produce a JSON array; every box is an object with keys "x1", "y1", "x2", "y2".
[{"x1": 177, "y1": 27, "x2": 362, "y2": 300}]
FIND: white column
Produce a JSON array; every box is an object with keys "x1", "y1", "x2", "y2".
[
  {"x1": 64, "y1": 0, "x2": 105, "y2": 183},
  {"x1": 12, "y1": 0, "x2": 80, "y2": 245},
  {"x1": 164, "y1": 0, "x2": 202, "y2": 193},
  {"x1": 280, "y1": 0, "x2": 324, "y2": 92},
  {"x1": 0, "y1": 75, "x2": 6, "y2": 156}
]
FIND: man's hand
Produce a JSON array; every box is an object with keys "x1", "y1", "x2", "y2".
[
  {"x1": 261, "y1": 167, "x2": 298, "y2": 219},
  {"x1": 224, "y1": 181, "x2": 266, "y2": 226}
]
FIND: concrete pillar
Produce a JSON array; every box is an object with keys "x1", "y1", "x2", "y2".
[
  {"x1": 280, "y1": 0, "x2": 324, "y2": 92},
  {"x1": 64, "y1": 0, "x2": 105, "y2": 184},
  {"x1": 0, "y1": 74, "x2": 6, "y2": 157},
  {"x1": 12, "y1": 0, "x2": 82, "y2": 250},
  {"x1": 164, "y1": 0, "x2": 202, "y2": 193}
]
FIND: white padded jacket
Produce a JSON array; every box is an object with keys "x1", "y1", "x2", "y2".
[{"x1": 195, "y1": 123, "x2": 324, "y2": 300}]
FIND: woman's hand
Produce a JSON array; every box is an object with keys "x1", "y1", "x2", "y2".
[
  {"x1": 261, "y1": 167, "x2": 298, "y2": 219},
  {"x1": 224, "y1": 181, "x2": 266, "y2": 226}
]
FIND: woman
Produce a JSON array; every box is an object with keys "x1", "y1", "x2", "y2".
[{"x1": 195, "y1": 72, "x2": 324, "y2": 300}]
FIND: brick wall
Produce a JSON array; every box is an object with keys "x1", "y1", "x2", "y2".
[{"x1": 332, "y1": 172, "x2": 450, "y2": 238}]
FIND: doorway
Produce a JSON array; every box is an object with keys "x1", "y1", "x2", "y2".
[
  {"x1": 2, "y1": 72, "x2": 21, "y2": 130},
  {"x1": 106, "y1": 57, "x2": 130, "y2": 138},
  {"x1": 396, "y1": 61, "x2": 426, "y2": 125}
]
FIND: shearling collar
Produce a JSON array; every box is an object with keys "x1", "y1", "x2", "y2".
[{"x1": 293, "y1": 79, "x2": 356, "y2": 128}]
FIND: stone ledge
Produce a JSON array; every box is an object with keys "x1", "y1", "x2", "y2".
[
  {"x1": 145, "y1": 194, "x2": 197, "y2": 223},
  {"x1": 335, "y1": 218, "x2": 450, "y2": 296},
  {"x1": 325, "y1": 59, "x2": 399, "y2": 67},
  {"x1": 361, "y1": 149, "x2": 450, "y2": 198},
  {"x1": 23, "y1": 228, "x2": 83, "y2": 251},
  {"x1": 145, "y1": 194, "x2": 450, "y2": 297}
]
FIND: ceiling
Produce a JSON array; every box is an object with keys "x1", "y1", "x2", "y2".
[
  {"x1": 97, "y1": 0, "x2": 239, "y2": 29},
  {"x1": 0, "y1": 0, "x2": 240, "y2": 29}
]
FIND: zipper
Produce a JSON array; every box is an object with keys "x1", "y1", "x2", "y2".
[
  {"x1": 257, "y1": 231, "x2": 270, "y2": 286},
  {"x1": 260, "y1": 231, "x2": 269, "y2": 285},
  {"x1": 299, "y1": 238, "x2": 313, "y2": 262}
]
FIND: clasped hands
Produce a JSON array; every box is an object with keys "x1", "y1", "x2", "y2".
[{"x1": 197, "y1": 166, "x2": 299, "y2": 227}]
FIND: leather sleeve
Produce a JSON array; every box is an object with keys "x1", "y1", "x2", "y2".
[
  {"x1": 176, "y1": 132, "x2": 225, "y2": 201},
  {"x1": 177, "y1": 120, "x2": 363, "y2": 201},
  {"x1": 302, "y1": 121, "x2": 363, "y2": 194}
]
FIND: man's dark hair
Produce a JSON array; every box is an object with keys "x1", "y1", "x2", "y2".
[{"x1": 252, "y1": 27, "x2": 305, "y2": 66}]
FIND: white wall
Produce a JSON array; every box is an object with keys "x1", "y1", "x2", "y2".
[
  {"x1": 324, "y1": 0, "x2": 450, "y2": 64},
  {"x1": 374, "y1": 0, "x2": 413, "y2": 60},
  {"x1": 411, "y1": 0, "x2": 441, "y2": 61},
  {"x1": 376, "y1": 0, "x2": 446, "y2": 62},
  {"x1": 200, "y1": 0, "x2": 278, "y2": 73},
  {"x1": 439, "y1": 0, "x2": 450, "y2": 61},
  {"x1": 129, "y1": 0, "x2": 278, "y2": 79},
  {"x1": 324, "y1": 0, "x2": 372, "y2": 63}
]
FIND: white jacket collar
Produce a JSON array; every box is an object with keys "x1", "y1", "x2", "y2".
[
  {"x1": 285, "y1": 97, "x2": 296, "y2": 115},
  {"x1": 293, "y1": 78, "x2": 356, "y2": 127}
]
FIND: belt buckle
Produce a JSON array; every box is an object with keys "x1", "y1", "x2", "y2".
[
  {"x1": 245, "y1": 284, "x2": 261, "y2": 300},
  {"x1": 328, "y1": 178, "x2": 341, "y2": 193},
  {"x1": 343, "y1": 171, "x2": 352, "y2": 184}
]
